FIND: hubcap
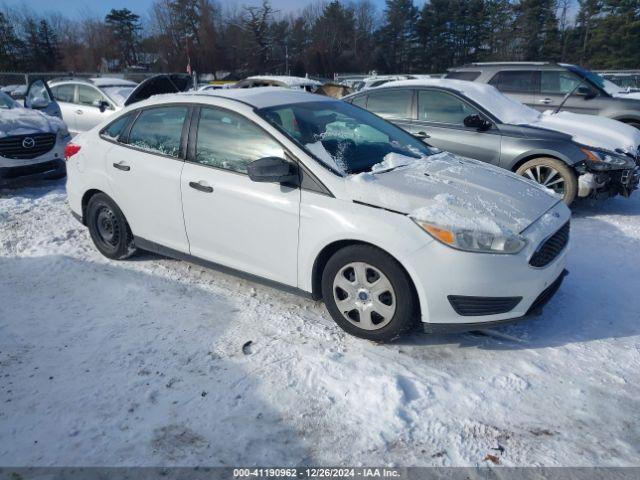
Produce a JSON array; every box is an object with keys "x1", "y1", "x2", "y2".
[
  {"x1": 332, "y1": 262, "x2": 396, "y2": 331},
  {"x1": 95, "y1": 206, "x2": 120, "y2": 247},
  {"x1": 522, "y1": 165, "x2": 565, "y2": 196}
]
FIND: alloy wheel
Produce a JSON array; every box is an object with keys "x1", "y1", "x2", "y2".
[
  {"x1": 332, "y1": 262, "x2": 396, "y2": 331},
  {"x1": 522, "y1": 165, "x2": 566, "y2": 195}
]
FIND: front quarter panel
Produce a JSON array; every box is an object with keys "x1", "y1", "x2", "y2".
[{"x1": 499, "y1": 130, "x2": 586, "y2": 170}]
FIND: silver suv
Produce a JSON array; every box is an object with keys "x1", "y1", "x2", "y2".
[{"x1": 446, "y1": 62, "x2": 640, "y2": 129}]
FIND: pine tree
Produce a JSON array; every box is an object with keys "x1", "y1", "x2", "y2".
[
  {"x1": 377, "y1": 0, "x2": 419, "y2": 73},
  {"x1": 105, "y1": 8, "x2": 142, "y2": 68}
]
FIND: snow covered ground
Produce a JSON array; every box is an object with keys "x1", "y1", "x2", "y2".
[{"x1": 1, "y1": 179, "x2": 639, "y2": 467}]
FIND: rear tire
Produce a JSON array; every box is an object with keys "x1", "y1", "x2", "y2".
[
  {"x1": 321, "y1": 245, "x2": 417, "y2": 342},
  {"x1": 86, "y1": 193, "x2": 137, "y2": 260},
  {"x1": 516, "y1": 157, "x2": 578, "y2": 205}
]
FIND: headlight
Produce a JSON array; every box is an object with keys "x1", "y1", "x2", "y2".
[
  {"x1": 57, "y1": 126, "x2": 70, "y2": 140},
  {"x1": 413, "y1": 219, "x2": 527, "y2": 254},
  {"x1": 580, "y1": 148, "x2": 634, "y2": 170}
]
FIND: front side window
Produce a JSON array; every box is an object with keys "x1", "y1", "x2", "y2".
[
  {"x1": 540, "y1": 71, "x2": 582, "y2": 95},
  {"x1": 258, "y1": 100, "x2": 434, "y2": 174},
  {"x1": 489, "y1": 71, "x2": 537, "y2": 93},
  {"x1": 77, "y1": 85, "x2": 110, "y2": 108},
  {"x1": 126, "y1": 106, "x2": 188, "y2": 157},
  {"x1": 51, "y1": 84, "x2": 75, "y2": 103},
  {"x1": 417, "y1": 90, "x2": 480, "y2": 125},
  {"x1": 195, "y1": 107, "x2": 284, "y2": 174},
  {"x1": 366, "y1": 90, "x2": 412, "y2": 119}
]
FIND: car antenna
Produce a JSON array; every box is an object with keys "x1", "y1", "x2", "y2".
[{"x1": 554, "y1": 78, "x2": 586, "y2": 114}]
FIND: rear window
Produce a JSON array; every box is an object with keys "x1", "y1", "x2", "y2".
[
  {"x1": 446, "y1": 71, "x2": 481, "y2": 81},
  {"x1": 489, "y1": 71, "x2": 537, "y2": 93}
]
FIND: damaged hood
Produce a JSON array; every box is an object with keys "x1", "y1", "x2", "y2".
[
  {"x1": 525, "y1": 111, "x2": 640, "y2": 154},
  {"x1": 347, "y1": 152, "x2": 560, "y2": 234},
  {"x1": 0, "y1": 107, "x2": 66, "y2": 137}
]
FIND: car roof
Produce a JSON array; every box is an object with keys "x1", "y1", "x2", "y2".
[
  {"x1": 143, "y1": 87, "x2": 336, "y2": 109},
  {"x1": 450, "y1": 62, "x2": 568, "y2": 71},
  {"x1": 90, "y1": 77, "x2": 138, "y2": 87},
  {"x1": 245, "y1": 75, "x2": 322, "y2": 87}
]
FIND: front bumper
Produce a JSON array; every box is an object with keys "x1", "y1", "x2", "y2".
[
  {"x1": 423, "y1": 269, "x2": 568, "y2": 333},
  {"x1": 578, "y1": 166, "x2": 639, "y2": 198},
  {"x1": 0, "y1": 142, "x2": 67, "y2": 182},
  {"x1": 407, "y1": 201, "x2": 570, "y2": 328}
]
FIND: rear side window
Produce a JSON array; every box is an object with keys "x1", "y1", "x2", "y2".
[
  {"x1": 446, "y1": 71, "x2": 481, "y2": 81},
  {"x1": 366, "y1": 90, "x2": 412, "y2": 119},
  {"x1": 51, "y1": 84, "x2": 75, "y2": 103},
  {"x1": 195, "y1": 107, "x2": 284, "y2": 174},
  {"x1": 101, "y1": 113, "x2": 131, "y2": 140},
  {"x1": 489, "y1": 71, "x2": 537, "y2": 93},
  {"x1": 126, "y1": 106, "x2": 188, "y2": 157}
]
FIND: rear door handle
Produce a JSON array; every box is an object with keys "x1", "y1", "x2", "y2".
[
  {"x1": 189, "y1": 181, "x2": 213, "y2": 193},
  {"x1": 113, "y1": 162, "x2": 130, "y2": 171},
  {"x1": 539, "y1": 98, "x2": 552, "y2": 105},
  {"x1": 414, "y1": 131, "x2": 430, "y2": 139},
  {"x1": 75, "y1": 109, "x2": 84, "y2": 114}
]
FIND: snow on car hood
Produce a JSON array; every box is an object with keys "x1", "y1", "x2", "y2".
[
  {"x1": 0, "y1": 107, "x2": 66, "y2": 137},
  {"x1": 527, "y1": 111, "x2": 640, "y2": 154},
  {"x1": 348, "y1": 152, "x2": 560, "y2": 234}
]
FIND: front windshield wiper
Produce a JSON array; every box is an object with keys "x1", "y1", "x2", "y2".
[{"x1": 554, "y1": 78, "x2": 587, "y2": 114}]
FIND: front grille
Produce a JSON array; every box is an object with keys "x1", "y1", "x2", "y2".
[
  {"x1": 0, "y1": 133, "x2": 56, "y2": 159},
  {"x1": 529, "y1": 221, "x2": 570, "y2": 268},
  {"x1": 526, "y1": 270, "x2": 568, "y2": 315},
  {"x1": 448, "y1": 295, "x2": 522, "y2": 316}
]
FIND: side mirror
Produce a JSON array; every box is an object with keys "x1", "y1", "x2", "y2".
[
  {"x1": 93, "y1": 100, "x2": 110, "y2": 112},
  {"x1": 30, "y1": 97, "x2": 50, "y2": 109},
  {"x1": 576, "y1": 86, "x2": 596, "y2": 99},
  {"x1": 464, "y1": 114, "x2": 492, "y2": 131},
  {"x1": 247, "y1": 157, "x2": 298, "y2": 185}
]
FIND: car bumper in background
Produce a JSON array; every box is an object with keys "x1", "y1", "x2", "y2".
[
  {"x1": 0, "y1": 142, "x2": 66, "y2": 183},
  {"x1": 578, "y1": 167, "x2": 639, "y2": 198}
]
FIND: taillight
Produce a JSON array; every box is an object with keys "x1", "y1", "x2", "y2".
[{"x1": 64, "y1": 143, "x2": 81, "y2": 160}]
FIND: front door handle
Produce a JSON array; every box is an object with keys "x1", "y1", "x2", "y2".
[
  {"x1": 75, "y1": 109, "x2": 84, "y2": 114},
  {"x1": 413, "y1": 131, "x2": 430, "y2": 139},
  {"x1": 113, "y1": 162, "x2": 130, "y2": 171},
  {"x1": 189, "y1": 181, "x2": 213, "y2": 193},
  {"x1": 539, "y1": 98, "x2": 552, "y2": 105}
]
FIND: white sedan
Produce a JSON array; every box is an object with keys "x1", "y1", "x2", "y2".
[{"x1": 64, "y1": 88, "x2": 570, "y2": 341}]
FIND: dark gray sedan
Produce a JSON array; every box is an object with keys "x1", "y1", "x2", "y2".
[{"x1": 344, "y1": 79, "x2": 640, "y2": 204}]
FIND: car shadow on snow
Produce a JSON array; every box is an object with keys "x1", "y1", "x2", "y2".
[
  {"x1": 0, "y1": 254, "x2": 313, "y2": 466},
  {"x1": 571, "y1": 194, "x2": 640, "y2": 218},
  {"x1": 399, "y1": 210, "x2": 640, "y2": 351}
]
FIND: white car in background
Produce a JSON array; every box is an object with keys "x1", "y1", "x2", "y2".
[
  {"x1": 25, "y1": 74, "x2": 194, "y2": 135},
  {"x1": 0, "y1": 90, "x2": 70, "y2": 182},
  {"x1": 234, "y1": 75, "x2": 322, "y2": 92},
  {"x1": 65, "y1": 88, "x2": 570, "y2": 341}
]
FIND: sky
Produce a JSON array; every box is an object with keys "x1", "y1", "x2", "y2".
[{"x1": 3, "y1": 0, "x2": 397, "y2": 20}]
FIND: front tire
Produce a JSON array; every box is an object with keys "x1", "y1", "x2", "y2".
[
  {"x1": 516, "y1": 157, "x2": 578, "y2": 205},
  {"x1": 321, "y1": 245, "x2": 417, "y2": 342},
  {"x1": 86, "y1": 193, "x2": 137, "y2": 260}
]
